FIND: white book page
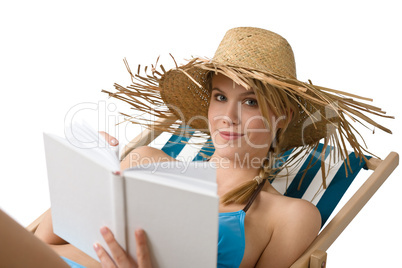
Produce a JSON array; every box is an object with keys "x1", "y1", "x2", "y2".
[
  {"x1": 125, "y1": 160, "x2": 217, "y2": 182},
  {"x1": 43, "y1": 133, "x2": 125, "y2": 261},
  {"x1": 124, "y1": 161, "x2": 217, "y2": 197},
  {"x1": 64, "y1": 121, "x2": 120, "y2": 171},
  {"x1": 123, "y1": 162, "x2": 218, "y2": 268}
]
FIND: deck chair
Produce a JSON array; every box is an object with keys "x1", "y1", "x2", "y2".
[{"x1": 27, "y1": 120, "x2": 399, "y2": 268}]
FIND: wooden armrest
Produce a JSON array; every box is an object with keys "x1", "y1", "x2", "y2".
[
  {"x1": 365, "y1": 157, "x2": 382, "y2": 170},
  {"x1": 309, "y1": 250, "x2": 327, "y2": 268},
  {"x1": 291, "y1": 152, "x2": 399, "y2": 268}
]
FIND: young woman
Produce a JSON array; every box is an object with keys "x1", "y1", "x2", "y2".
[
  {"x1": 114, "y1": 73, "x2": 322, "y2": 267},
  {"x1": 2, "y1": 27, "x2": 391, "y2": 268}
]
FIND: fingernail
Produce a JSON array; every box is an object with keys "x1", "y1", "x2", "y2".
[
  {"x1": 111, "y1": 139, "x2": 119, "y2": 145},
  {"x1": 100, "y1": 226, "x2": 109, "y2": 235},
  {"x1": 93, "y1": 243, "x2": 100, "y2": 251},
  {"x1": 135, "y1": 229, "x2": 144, "y2": 238}
]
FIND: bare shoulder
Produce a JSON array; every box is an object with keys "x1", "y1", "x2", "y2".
[
  {"x1": 259, "y1": 190, "x2": 321, "y2": 223},
  {"x1": 278, "y1": 195, "x2": 321, "y2": 226},
  {"x1": 256, "y1": 194, "x2": 321, "y2": 268},
  {"x1": 120, "y1": 146, "x2": 177, "y2": 170}
]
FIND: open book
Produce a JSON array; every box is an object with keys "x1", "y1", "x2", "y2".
[{"x1": 43, "y1": 122, "x2": 219, "y2": 268}]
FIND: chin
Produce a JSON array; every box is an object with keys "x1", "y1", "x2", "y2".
[{"x1": 213, "y1": 147, "x2": 249, "y2": 162}]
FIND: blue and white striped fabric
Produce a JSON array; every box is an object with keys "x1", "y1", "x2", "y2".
[
  {"x1": 147, "y1": 132, "x2": 368, "y2": 227},
  {"x1": 272, "y1": 143, "x2": 368, "y2": 226}
]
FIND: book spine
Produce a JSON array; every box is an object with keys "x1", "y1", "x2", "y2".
[{"x1": 111, "y1": 172, "x2": 127, "y2": 250}]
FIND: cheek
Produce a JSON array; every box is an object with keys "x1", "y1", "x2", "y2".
[
  {"x1": 243, "y1": 114, "x2": 272, "y2": 142},
  {"x1": 242, "y1": 111, "x2": 267, "y2": 131},
  {"x1": 207, "y1": 104, "x2": 217, "y2": 131},
  {"x1": 207, "y1": 100, "x2": 221, "y2": 122}
]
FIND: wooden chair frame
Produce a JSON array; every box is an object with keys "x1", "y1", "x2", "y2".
[
  {"x1": 27, "y1": 118, "x2": 399, "y2": 268},
  {"x1": 119, "y1": 122, "x2": 400, "y2": 268}
]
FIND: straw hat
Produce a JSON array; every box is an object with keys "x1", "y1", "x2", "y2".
[{"x1": 104, "y1": 27, "x2": 392, "y2": 160}]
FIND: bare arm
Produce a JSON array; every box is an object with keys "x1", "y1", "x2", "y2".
[
  {"x1": 0, "y1": 209, "x2": 70, "y2": 267},
  {"x1": 34, "y1": 209, "x2": 67, "y2": 244},
  {"x1": 35, "y1": 145, "x2": 171, "y2": 244},
  {"x1": 35, "y1": 131, "x2": 121, "y2": 245},
  {"x1": 256, "y1": 199, "x2": 321, "y2": 268},
  {"x1": 120, "y1": 145, "x2": 177, "y2": 170},
  {"x1": 33, "y1": 139, "x2": 172, "y2": 265}
]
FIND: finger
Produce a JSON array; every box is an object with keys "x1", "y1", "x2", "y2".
[
  {"x1": 99, "y1": 131, "x2": 119, "y2": 146},
  {"x1": 135, "y1": 229, "x2": 152, "y2": 268},
  {"x1": 93, "y1": 242, "x2": 116, "y2": 268},
  {"x1": 100, "y1": 227, "x2": 134, "y2": 267}
]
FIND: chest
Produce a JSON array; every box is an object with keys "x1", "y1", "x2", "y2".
[
  {"x1": 218, "y1": 205, "x2": 273, "y2": 268},
  {"x1": 241, "y1": 212, "x2": 273, "y2": 267}
]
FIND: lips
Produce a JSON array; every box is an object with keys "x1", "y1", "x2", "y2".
[{"x1": 219, "y1": 131, "x2": 245, "y2": 140}]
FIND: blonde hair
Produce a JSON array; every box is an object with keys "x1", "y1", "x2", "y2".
[
  {"x1": 208, "y1": 74, "x2": 298, "y2": 205},
  {"x1": 103, "y1": 54, "x2": 392, "y2": 205}
]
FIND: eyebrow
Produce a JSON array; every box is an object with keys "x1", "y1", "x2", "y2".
[{"x1": 211, "y1": 87, "x2": 256, "y2": 96}]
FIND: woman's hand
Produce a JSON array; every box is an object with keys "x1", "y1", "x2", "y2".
[
  {"x1": 99, "y1": 131, "x2": 119, "y2": 146},
  {"x1": 93, "y1": 226, "x2": 152, "y2": 268},
  {"x1": 99, "y1": 131, "x2": 120, "y2": 159}
]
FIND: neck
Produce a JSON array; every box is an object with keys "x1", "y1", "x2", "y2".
[{"x1": 209, "y1": 154, "x2": 264, "y2": 195}]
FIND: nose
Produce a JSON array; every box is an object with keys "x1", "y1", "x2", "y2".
[{"x1": 221, "y1": 101, "x2": 241, "y2": 125}]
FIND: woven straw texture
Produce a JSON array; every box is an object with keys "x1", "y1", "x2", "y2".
[
  {"x1": 213, "y1": 27, "x2": 296, "y2": 79},
  {"x1": 103, "y1": 27, "x2": 392, "y2": 161}
]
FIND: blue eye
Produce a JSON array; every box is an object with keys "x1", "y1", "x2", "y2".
[
  {"x1": 244, "y1": 99, "x2": 258, "y2": 107},
  {"x1": 214, "y1": 94, "x2": 227, "y2": 101}
]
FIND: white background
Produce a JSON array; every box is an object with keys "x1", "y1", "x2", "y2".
[{"x1": 1, "y1": 1, "x2": 401, "y2": 267}]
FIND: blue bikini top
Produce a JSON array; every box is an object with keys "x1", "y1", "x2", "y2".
[
  {"x1": 218, "y1": 210, "x2": 246, "y2": 267},
  {"x1": 62, "y1": 179, "x2": 265, "y2": 268},
  {"x1": 217, "y1": 179, "x2": 266, "y2": 268}
]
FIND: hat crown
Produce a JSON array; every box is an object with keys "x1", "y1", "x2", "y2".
[{"x1": 213, "y1": 27, "x2": 297, "y2": 79}]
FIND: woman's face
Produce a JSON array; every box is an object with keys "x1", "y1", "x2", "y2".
[{"x1": 208, "y1": 74, "x2": 275, "y2": 163}]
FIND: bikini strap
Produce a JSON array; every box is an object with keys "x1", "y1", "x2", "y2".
[{"x1": 242, "y1": 179, "x2": 267, "y2": 213}]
